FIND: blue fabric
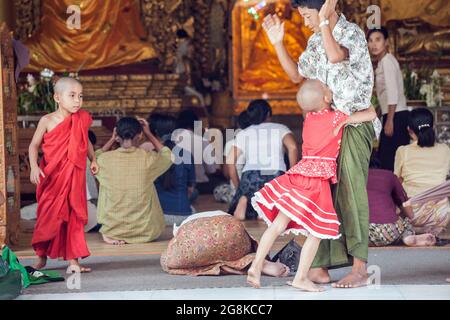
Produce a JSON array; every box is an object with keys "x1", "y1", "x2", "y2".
[{"x1": 156, "y1": 152, "x2": 195, "y2": 216}]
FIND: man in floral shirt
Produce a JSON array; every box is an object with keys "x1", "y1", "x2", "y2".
[{"x1": 262, "y1": 0, "x2": 381, "y2": 288}]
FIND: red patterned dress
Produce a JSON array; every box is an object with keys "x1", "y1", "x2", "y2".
[{"x1": 251, "y1": 108, "x2": 348, "y2": 239}]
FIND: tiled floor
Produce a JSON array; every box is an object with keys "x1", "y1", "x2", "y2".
[{"x1": 17, "y1": 285, "x2": 450, "y2": 300}]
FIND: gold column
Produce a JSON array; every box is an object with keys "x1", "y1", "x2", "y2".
[{"x1": 0, "y1": 0, "x2": 14, "y2": 30}]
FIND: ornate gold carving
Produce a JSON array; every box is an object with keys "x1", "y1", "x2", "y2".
[
  {"x1": 13, "y1": 0, "x2": 41, "y2": 41},
  {"x1": 0, "y1": 23, "x2": 21, "y2": 246},
  {"x1": 140, "y1": 0, "x2": 212, "y2": 76}
]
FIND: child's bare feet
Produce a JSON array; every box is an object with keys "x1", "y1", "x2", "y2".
[
  {"x1": 308, "y1": 267, "x2": 331, "y2": 284},
  {"x1": 33, "y1": 256, "x2": 47, "y2": 270},
  {"x1": 287, "y1": 279, "x2": 325, "y2": 292},
  {"x1": 247, "y1": 266, "x2": 262, "y2": 288},
  {"x1": 261, "y1": 260, "x2": 290, "y2": 277},
  {"x1": 69, "y1": 259, "x2": 91, "y2": 273},
  {"x1": 102, "y1": 234, "x2": 126, "y2": 245}
]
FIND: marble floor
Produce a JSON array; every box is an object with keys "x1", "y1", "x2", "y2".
[{"x1": 16, "y1": 284, "x2": 450, "y2": 300}]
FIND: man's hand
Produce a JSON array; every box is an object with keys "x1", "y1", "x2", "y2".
[
  {"x1": 30, "y1": 165, "x2": 45, "y2": 185},
  {"x1": 90, "y1": 159, "x2": 99, "y2": 175},
  {"x1": 262, "y1": 14, "x2": 285, "y2": 45},
  {"x1": 319, "y1": 0, "x2": 338, "y2": 21},
  {"x1": 384, "y1": 119, "x2": 394, "y2": 137}
]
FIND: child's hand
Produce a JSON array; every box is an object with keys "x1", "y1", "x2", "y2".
[
  {"x1": 90, "y1": 160, "x2": 99, "y2": 175},
  {"x1": 30, "y1": 166, "x2": 45, "y2": 185},
  {"x1": 333, "y1": 122, "x2": 346, "y2": 137}
]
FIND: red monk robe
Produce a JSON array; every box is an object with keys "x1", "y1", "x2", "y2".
[{"x1": 32, "y1": 109, "x2": 92, "y2": 260}]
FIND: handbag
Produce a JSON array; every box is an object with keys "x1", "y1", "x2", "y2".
[{"x1": 270, "y1": 239, "x2": 302, "y2": 274}]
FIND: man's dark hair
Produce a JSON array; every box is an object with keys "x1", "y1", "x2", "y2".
[{"x1": 290, "y1": 0, "x2": 325, "y2": 10}]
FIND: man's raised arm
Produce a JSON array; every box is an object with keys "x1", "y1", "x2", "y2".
[{"x1": 263, "y1": 14, "x2": 304, "y2": 84}]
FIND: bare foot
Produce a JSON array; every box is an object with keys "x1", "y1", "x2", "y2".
[
  {"x1": 404, "y1": 234, "x2": 436, "y2": 246},
  {"x1": 247, "y1": 267, "x2": 261, "y2": 288},
  {"x1": 33, "y1": 256, "x2": 47, "y2": 270},
  {"x1": 102, "y1": 234, "x2": 126, "y2": 245},
  {"x1": 261, "y1": 260, "x2": 290, "y2": 277},
  {"x1": 69, "y1": 259, "x2": 91, "y2": 273},
  {"x1": 287, "y1": 279, "x2": 325, "y2": 292},
  {"x1": 308, "y1": 267, "x2": 331, "y2": 284},
  {"x1": 332, "y1": 271, "x2": 368, "y2": 288},
  {"x1": 446, "y1": 278, "x2": 450, "y2": 283}
]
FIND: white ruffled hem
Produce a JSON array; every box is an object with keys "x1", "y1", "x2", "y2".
[{"x1": 251, "y1": 192, "x2": 342, "y2": 240}]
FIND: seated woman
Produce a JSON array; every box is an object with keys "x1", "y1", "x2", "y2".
[
  {"x1": 394, "y1": 108, "x2": 450, "y2": 236},
  {"x1": 95, "y1": 117, "x2": 172, "y2": 245},
  {"x1": 160, "y1": 211, "x2": 290, "y2": 277},
  {"x1": 368, "y1": 156, "x2": 436, "y2": 247},
  {"x1": 149, "y1": 113, "x2": 196, "y2": 226},
  {"x1": 227, "y1": 100, "x2": 298, "y2": 220}
]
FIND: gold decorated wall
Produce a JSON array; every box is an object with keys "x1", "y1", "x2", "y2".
[{"x1": 21, "y1": 0, "x2": 156, "y2": 72}]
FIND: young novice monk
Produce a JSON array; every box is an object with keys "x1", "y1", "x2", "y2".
[
  {"x1": 247, "y1": 79, "x2": 376, "y2": 292},
  {"x1": 29, "y1": 77, "x2": 98, "y2": 273}
]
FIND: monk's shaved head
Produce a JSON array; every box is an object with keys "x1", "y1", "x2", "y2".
[
  {"x1": 53, "y1": 77, "x2": 84, "y2": 113},
  {"x1": 53, "y1": 77, "x2": 82, "y2": 95}
]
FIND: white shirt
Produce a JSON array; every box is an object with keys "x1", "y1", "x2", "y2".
[
  {"x1": 375, "y1": 53, "x2": 408, "y2": 115},
  {"x1": 235, "y1": 122, "x2": 291, "y2": 173},
  {"x1": 298, "y1": 14, "x2": 382, "y2": 138}
]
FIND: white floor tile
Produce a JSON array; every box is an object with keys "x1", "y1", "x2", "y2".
[{"x1": 396, "y1": 285, "x2": 450, "y2": 300}]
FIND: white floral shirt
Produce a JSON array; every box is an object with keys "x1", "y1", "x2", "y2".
[{"x1": 298, "y1": 14, "x2": 382, "y2": 138}]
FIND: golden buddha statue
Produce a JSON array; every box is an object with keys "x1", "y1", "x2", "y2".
[{"x1": 236, "y1": 2, "x2": 312, "y2": 94}]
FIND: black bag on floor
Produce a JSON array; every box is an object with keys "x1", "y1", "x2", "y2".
[
  {"x1": 0, "y1": 256, "x2": 22, "y2": 300},
  {"x1": 270, "y1": 239, "x2": 302, "y2": 274}
]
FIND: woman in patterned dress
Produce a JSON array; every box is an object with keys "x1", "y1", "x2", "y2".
[{"x1": 160, "y1": 211, "x2": 290, "y2": 277}]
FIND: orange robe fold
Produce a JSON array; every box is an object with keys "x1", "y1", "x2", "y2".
[{"x1": 32, "y1": 110, "x2": 92, "y2": 261}]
